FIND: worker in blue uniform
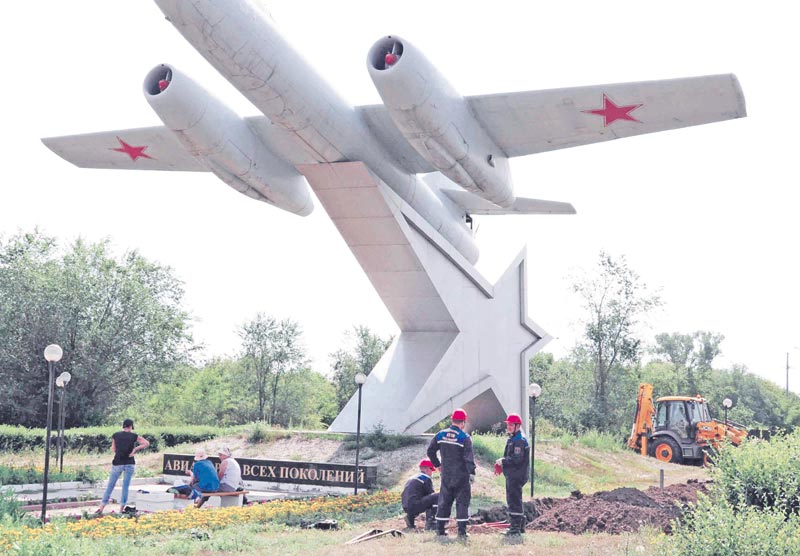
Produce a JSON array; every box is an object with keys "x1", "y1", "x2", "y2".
[
  {"x1": 401, "y1": 458, "x2": 438, "y2": 531},
  {"x1": 427, "y1": 408, "x2": 475, "y2": 540},
  {"x1": 495, "y1": 412, "x2": 530, "y2": 541}
]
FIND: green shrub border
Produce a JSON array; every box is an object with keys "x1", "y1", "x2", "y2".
[{"x1": 0, "y1": 425, "x2": 228, "y2": 453}]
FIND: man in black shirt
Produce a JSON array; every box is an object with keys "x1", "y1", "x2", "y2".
[
  {"x1": 401, "y1": 458, "x2": 438, "y2": 531},
  {"x1": 96, "y1": 418, "x2": 150, "y2": 514}
]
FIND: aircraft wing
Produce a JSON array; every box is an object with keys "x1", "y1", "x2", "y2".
[
  {"x1": 42, "y1": 126, "x2": 207, "y2": 171},
  {"x1": 357, "y1": 105, "x2": 436, "y2": 174},
  {"x1": 441, "y1": 189, "x2": 576, "y2": 215},
  {"x1": 465, "y1": 74, "x2": 746, "y2": 157}
]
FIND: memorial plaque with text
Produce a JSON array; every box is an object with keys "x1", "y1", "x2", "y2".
[{"x1": 163, "y1": 454, "x2": 377, "y2": 488}]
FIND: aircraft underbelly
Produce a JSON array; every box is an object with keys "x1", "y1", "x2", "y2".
[{"x1": 161, "y1": 0, "x2": 356, "y2": 164}]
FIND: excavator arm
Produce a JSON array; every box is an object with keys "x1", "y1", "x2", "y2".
[
  {"x1": 696, "y1": 419, "x2": 748, "y2": 448},
  {"x1": 627, "y1": 383, "x2": 656, "y2": 456}
]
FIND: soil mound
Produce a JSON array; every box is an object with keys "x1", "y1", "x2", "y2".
[
  {"x1": 471, "y1": 480, "x2": 709, "y2": 535},
  {"x1": 594, "y1": 487, "x2": 661, "y2": 508}
]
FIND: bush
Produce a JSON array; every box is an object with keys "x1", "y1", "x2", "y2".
[
  {"x1": 363, "y1": 423, "x2": 420, "y2": 451},
  {"x1": 245, "y1": 423, "x2": 292, "y2": 445},
  {"x1": 669, "y1": 431, "x2": 800, "y2": 555},
  {"x1": 712, "y1": 431, "x2": 800, "y2": 516},
  {"x1": 557, "y1": 431, "x2": 577, "y2": 449},
  {"x1": 342, "y1": 423, "x2": 421, "y2": 452},
  {"x1": 668, "y1": 496, "x2": 800, "y2": 556},
  {"x1": 0, "y1": 425, "x2": 227, "y2": 454},
  {"x1": 577, "y1": 429, "x2": 624, "y2": 452},
  {"x1": 0, "y1": 488, "x2": 22, "y2": 521},
  {"x1": 0, "y1": 465, "x2": 104, "y2": 486}
]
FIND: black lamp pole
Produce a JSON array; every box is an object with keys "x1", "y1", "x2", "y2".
[
  {"x1": 41, "y1": 361, "x2": 56, "y2": 522},
  {"x1": 528, "y1": 382, "x2": 541, "y2": 498},
  {"x1": 41, "y1": 344, "x2": 63, "y2": 523},
  {"x1": 353, "y1": 381, "x2": 364, "y2": 495},
  {"x1": 58, "y1": 386, "x2": 67, "y2": 473},
  {"x1": 530, "y1": 395, "x2": 537, "y2": 497}
]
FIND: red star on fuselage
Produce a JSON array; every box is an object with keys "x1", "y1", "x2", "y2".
[
  {"x1": 110, "y1": 136, "x2": 154, "y2": 161},
  {"x1": 583, "y1": 94, "x2": 643, "y2": 126}
]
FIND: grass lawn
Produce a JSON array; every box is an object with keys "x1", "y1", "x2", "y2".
[{"x1": 0, "y1": 428, "x2": 704, "y2": 555}]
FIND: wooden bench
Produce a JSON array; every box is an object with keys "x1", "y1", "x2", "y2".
[{"x1": 197, "y1": 491, "x2": 249, "y2": 508}]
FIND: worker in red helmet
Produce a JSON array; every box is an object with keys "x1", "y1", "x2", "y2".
[
  {"x1": 494, "y1": 413, "x2": 530, "y2": 542},
  {"x1": 401, "y1": 458, "x2": 439, "y2": 531},
  {"x1": 427, "y1": 408, "x2": 476, "y2": 541}
]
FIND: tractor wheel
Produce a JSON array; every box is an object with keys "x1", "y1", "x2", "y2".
[{"x1": 652, "y1": 438, "x2": 683, "y2": 464}]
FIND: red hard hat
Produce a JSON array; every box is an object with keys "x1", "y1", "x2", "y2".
[
  {"x1": 451, "y1": 408, "x2": 467, "y2": 421},
  {"x1": 419, "y1": 458, "x2": 435, "y2": 469},
  {"x1": 505, "y1": 413, "x2": 523, "y2": 425}
]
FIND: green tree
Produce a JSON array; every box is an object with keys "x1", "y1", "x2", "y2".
[
  {"x1": 329, "y1": 326, "x2": 392, "y2": 410},
  {"x1": 572, "y1": 252, "x2": 661, "y2": 430},
  {"x1": 653, "y1": 331, "x2": 724, "y2": 394},
  {"x1": 274, "y1": 368, "x2": 338, "y2": 428},
  {"x1": 0, "y1": 230, "x2": 192, "y2": 427},
  {"x1": 238, "y1": 314, "x2": 306, "y2": 424},
  {"x1": 529, "y1": 351, "x2": 594, "y2": 432}
]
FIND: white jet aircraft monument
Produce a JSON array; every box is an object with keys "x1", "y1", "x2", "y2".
[{"x1": 44, "y1": 1, "x2": 746, "y2": 434}]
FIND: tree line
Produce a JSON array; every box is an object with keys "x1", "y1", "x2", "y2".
[
  {"x1": 0, "y1": 231, "x2": 389, "y2": 429},
  {"x1": 531, "y1": 252, "x2": 800, "y2": 436},
  {"x1": 1, "y1": 231, "x2": 797, "y2": 434}
]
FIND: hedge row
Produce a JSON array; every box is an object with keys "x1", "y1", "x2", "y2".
[
  {"x1": 0, "y1": 464, "x2": 104, "y2": 486},
  {"x1": 0, "y1": 425, "x2": 229, "y2": 453},
  {"x1": 711, "y1": 430, "x2": 800, "y2": 516},
  {"x1": 668, "y1": 431, "x2": 800, "y2": 556}
]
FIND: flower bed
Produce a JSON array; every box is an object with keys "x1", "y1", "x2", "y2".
[{"x1": 0, "y1": 491, "x2": 401, "y2": 551}]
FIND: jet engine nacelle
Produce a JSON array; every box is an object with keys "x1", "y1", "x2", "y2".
[
  {"x1": 143, "y1": 64, "x2": 313, "y2": 216},
  {"x1": 367, "y1": 37, "x2": 514, "y2": 208}
]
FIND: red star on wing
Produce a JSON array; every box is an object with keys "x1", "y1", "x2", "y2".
[
  {"x1": 110, "y1": 136, "x2": 154, "y2": 161},
  {"x1": 583, "y1": 94, "x2": 643, "y2": 127}
]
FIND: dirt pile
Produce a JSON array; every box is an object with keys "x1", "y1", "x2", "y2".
[{"x1": 471, "y1": 479, "x2": 709, "y2": 535}]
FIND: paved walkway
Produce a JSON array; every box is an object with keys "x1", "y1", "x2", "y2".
[{"x1": 19, "y1": 479, "x2": 293, "y2": 518}]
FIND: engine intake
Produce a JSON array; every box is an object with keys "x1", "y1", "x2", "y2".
[
  {"x1": 144, "y1": 64, "x2": 313, "y2": 216},
  {"x1": 367, "y1": 37, "x2": 514, "y2": 208}
]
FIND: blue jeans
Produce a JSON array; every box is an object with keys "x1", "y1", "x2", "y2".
[{"x1": 101, "y1": 464, "x2": 135, "y2": 506}]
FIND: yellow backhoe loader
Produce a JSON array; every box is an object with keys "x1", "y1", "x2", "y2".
[{"x1": 627, "y1": 383, "x2": 748, "y2": 465}]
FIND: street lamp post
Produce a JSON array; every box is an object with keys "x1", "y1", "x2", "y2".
[
  {"x1": 353, "y1": 373, "x2": 367, "y2": 496},
  {"x1": 42, "y1": 344, "x2": 63, "y2": 523},
  {"x1": 55, "y1": 372, "x2": 72, "y2": 473},
  {"x1": 722, "y1": 398, "x2": 733, "y2": 434},
  {"x1": 528, "y1": 383, "x2": 542, "y2": 498}
]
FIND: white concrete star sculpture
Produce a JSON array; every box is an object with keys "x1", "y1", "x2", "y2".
[{"x1": 300, "y1": 162, "x2": 549, "y2": 433}]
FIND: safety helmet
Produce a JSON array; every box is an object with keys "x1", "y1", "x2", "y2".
[
  {"x1": 419, "y1": 458, "x2": 435, "y2": 469},
  {"x1": 505, "y1": 413, "x2": 523, "y2": 425},
  {"x1": 451, "y1": 408, "x2": 467, "y2": 421}
]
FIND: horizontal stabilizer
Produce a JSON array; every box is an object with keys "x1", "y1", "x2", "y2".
[
  {"x1": 42, "y1": 126, "x2": 207, "y2": 172},
  {"x1": 442, "y1": 189, "x2": 576, "y2": 215}
]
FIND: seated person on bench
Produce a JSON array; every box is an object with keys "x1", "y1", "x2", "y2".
[
  {"x1": 401, "y1": 458, "x2": 439, "y2": 530},
  {"x1": 217, "y1": 446, "x2": 247, "y2": 503},
  {"x1": 187, "y1": 448, "x2": 219, "y2": 508}
]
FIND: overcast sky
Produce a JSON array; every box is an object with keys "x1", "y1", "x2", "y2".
[{"x1": 3, "y1": 1, "x2": 798, "y2": 392}]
